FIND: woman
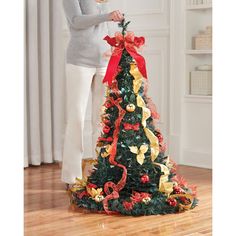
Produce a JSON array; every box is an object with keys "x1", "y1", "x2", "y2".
[{"x1": 61, "y1": 0, "x2": 124, "y2": 184}]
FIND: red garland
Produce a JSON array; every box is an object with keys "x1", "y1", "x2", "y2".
[
  {"x1": 123, "y1": 122, "x2": 140, "y2": 131},
  {"x1": 102, "y1": 96, "x2": 127, "y2": 214},
  {"x1": 103, "y1": 32, "x2": 147, "y2": 86}
]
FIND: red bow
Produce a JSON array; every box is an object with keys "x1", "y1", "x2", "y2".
[
  {"x1": 97, "y1": 137, "x2": 113, "y2": 143},
  {"x1": 130, "y1": 191, "x2": 151, "y2": 203},
  {"x1": 123, "y1": 122, "x2": 140, "y2": 131},
  {"x1": 103, "y1": 32, "x2": 147, "y2": 86}
]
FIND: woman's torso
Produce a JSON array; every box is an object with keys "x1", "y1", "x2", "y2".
[{"x1": 65, "y1": 0, "x2": 110, "y2": 68}]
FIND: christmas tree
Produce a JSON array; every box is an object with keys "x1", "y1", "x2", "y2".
[{"x1": 69, "y1": 20, "x2": 198, "y2": 216}]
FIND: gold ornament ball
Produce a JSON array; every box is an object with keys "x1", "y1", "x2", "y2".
[
  {"x1": 126, "y1": 104, "x2": 136, "y2": 112},
  {"x1": 142, "y1": 197, "x2": 151, "y2": 205},
  {"x1": 94, "y1": 195, "x2": 104, "y2": 203}
]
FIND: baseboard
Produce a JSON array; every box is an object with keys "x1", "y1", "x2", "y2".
[{"x1": 181, "y1": 148, "x2": 212, "y2": 169}]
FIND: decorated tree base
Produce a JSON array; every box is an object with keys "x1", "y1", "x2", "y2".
[
  {"x1": 68, "y1": 20, "x2": 198, "y2": 216},
  {"x1": 70, "y1": 185, "x2": 198, "y2": 216}
]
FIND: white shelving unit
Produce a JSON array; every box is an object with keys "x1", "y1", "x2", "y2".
[
  {"x1": 186, "y1": 49, "x2": 212, "y2": 55},
  {"x1": 185, "y1": 0, "x2": 212, "y2": 102},
  {"x1": 169, "y1": 0, "x2": 212, "y2": 168},
  {"x1": 186, "y1": 4, "x2": 212, "y2": 10}
]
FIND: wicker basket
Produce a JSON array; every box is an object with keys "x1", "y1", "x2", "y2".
[
  {"x1": 190, "y1": 71, "x2": 212, "y2": 95},
  {"x1": 193, "y1": 35, "x2": 212, "y2": 50}
]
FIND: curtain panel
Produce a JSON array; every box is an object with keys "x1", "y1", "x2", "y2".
[{"x1": 25, "y1": 0, "x2": 65, "y2": 167}]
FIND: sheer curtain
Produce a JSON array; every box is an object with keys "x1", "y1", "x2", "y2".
[{"x1": 24, "y1": 0, "x2": 65, "y2": 167}]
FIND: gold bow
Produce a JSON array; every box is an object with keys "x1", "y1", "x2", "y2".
[
  {"x1": 70, "y1": 178, "x2": 87, "y2": 193},
  {"x1": 86, "y1": 186, "x2": 103, "y2": 199},
  {"x1": 129, "y1": 144, "x2": 149, "y2": 165},
  {"x1": 101, "y1": 144, "x2": 112, "y2": 158},
  {"x1": 130, "y1": 63, "x2": 143, "y2": 94}
]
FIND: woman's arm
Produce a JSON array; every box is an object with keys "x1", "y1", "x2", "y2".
[{"x1": 63, "y1": 0, "x2": 110, "y2": 30}]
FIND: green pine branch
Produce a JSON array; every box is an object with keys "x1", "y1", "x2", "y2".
[{"x1": 118, "y1": 15, "x2": 131, "y2": 36}]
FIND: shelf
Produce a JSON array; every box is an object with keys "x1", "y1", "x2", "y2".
[
  {"x1": 186, "y1": 4, "x2": 212, "y2": 10},
  {"x1": 184, "y1": 95, "x2": 212, "y2": 104},
  {"x1": 186, "y1": 49, "x2": 212, "y2": 55}
]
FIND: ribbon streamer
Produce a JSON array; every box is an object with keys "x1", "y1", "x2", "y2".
[
  {"x1": 130, "y1": 63, "x2": 144, "y2": 94},
  {"x1": 144, "y1": 128, "x2": 160, "y2": 161},
  {"x1": 136, "y1": 94, "x2": 160, "y2": 161},
  {"x1": 136, "y1": 95, "x2": 151, "y2": 127},
  {"x1": 102, "y1": 95, "x2": 127, "y2": 214},
  {"x1": 103, "y1": 32, "x2": 147, "y2": 86},
  {"x1": 153, "y1": 162, "x2": 174, "y2": 195}
]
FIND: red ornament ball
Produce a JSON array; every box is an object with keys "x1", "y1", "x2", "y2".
[
  {"x1": 103, "y1": 119, "x2": 111, "y2": 125},
  {"x1": 173, "y1": 186, "x2": 183, "y2": 194},
  {"x1": 167, "y1": 198, "x2": 177, "y2": 207},
  {"x1": 104, "y1": 101, "x2": 113, "y2": 109},
  {"x1": 103, "y1": 125, "x2": 110, "y2": 134},
  {"x1": 157, "y1": 133, "x2": 164, "y2": 143},
  {"x1": 140, "y1": 174, "x2": 150, "y2": 184}
]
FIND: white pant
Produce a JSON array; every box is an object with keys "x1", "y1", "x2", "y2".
[{"x1": 61, "y1": 64, "x2": 106, "y2": 184}]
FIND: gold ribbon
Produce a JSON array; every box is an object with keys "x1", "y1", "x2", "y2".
[
  {"x1": 129, "y1": 144, "x2": 148, "y2": 165},
  {"x1": 130, "y1": 63, "x2": 143, "y2": 94},
  {"x1": 101, "y1": 144, "x2": 112, "y2": 158},
  {"x1": 130, "y1": 63, "x2": 161, "y2": 161},
  {"x1": 153, "y1": 162, "x2": 174, "y2": 195},
  {"x1": 136, "y1": 94, "x2": 160, "y2": 161},
  {"x1": 70, "y1": 178, "x2": 87, "y2": 193},
  {"x1": 144, "y1": 127, "x2": 160, "y2": 162},
  {"x1": 137, "y1": 95, "x2": 151, "y2": 127}
]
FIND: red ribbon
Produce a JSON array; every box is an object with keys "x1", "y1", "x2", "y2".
[
  {"x1": 123, "y1": 122, "x2": 140, "y2": 131},
  {"x1": 102, "y1": 97, "x2": 127, "y2": 214},
  {"x1": 103, "y1": 32, "x2": 147, "y2": 86}
]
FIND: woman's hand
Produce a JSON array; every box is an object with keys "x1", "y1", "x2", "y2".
[{"x1": 109, "y1": 10, "x2": 124, "y2": 22}]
